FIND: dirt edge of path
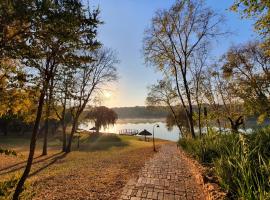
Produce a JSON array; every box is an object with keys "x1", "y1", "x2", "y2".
[{"x1": 177, "y1": 147, "x2": 227, "y2": 200}]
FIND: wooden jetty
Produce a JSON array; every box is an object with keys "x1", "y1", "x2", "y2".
[{"x1": 119, "y1": 129, "x2": 139, "y2": 136}]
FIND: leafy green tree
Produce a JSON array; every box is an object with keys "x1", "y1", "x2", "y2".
[
  {"x1": 201, "y1": 69, "x2": 224, "y2": 133},
  {"x1": 166, "y1": 107, "x2": 190, "y2": 138},
  {"x1": 85, "y1": 106, "x2": 118, "y2": 133},
  {"x1": 146, "y1": 79, "x2": 184, "y2": 136},
  {"x1": 222, "y1": 41, "x2": 270, "y2": 124},
  {"x1": 203, "y1": 66, "x2": 245, "y2": 133},
  {"x1": 8, "y1": 1, "x2": 101, "y2": 199},
  {"x1": 231, "y1": 0, "x2": 270, "y2": 55},
  {"x1": 0, "y1": 0, "x2": 33, "y2": 55},
  {"x1": 0, "y1": 61, "x2": 27, "y2": 115},
  {"x1": 0, "y1": 58, "x2": 38, "y2": 136},
  {"x1": 0, "y1": 1, "x2": 37, "y2": 136},
  {"x1": 190, "y1": 49, "x2": 208, "y2": 137},
  {"x1": 53, "y1": 65, "x2": 75, "y2": 152},
  {"x1": 143, "y1": 0, "x2": 224, "y2": 138},
  {"x1": 66, "y1": 47, "x2": 118, "y2": 152}
]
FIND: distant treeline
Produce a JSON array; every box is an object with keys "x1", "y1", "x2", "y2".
[
  {"x1": 112, "y1": 106, "x2": 269, "y2": 128},
  {"x1": 112, "y1": 106, "x2": 169, "y2": 119}
]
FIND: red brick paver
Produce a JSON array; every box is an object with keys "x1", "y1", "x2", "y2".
[{"x1": 119, "y1": 144, "x2": 206, "y2": 200}]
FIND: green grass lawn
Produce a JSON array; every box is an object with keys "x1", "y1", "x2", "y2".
[{"x1": 0, "y1": 133, "x2": 168, "y2": 200}]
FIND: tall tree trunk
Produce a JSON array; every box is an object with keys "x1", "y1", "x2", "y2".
[
  {"x1": 228, "y1": 116, "x2": 243, "y2": 134},
  {"x1": 183, "y1": 59, "x2": 196, "y2": 138},
  {"x1": 61, "y1": 94, "x2": 67, "y2": 152},
  {"x1": 42, "y1": 122, "x2": 48, "y2": 155},
  {"x1": 13, "y1": 86, "x2": 47, "y2": 200},
  {"x1": 65, "y1": 88, "x2": 94, "y2": 153},
  {"x1": 198, "y1": 106, "x2": 202, "y2": 137},
  {"x1": 42, "y1": 78, "x2": 53, "y2": 156},
  {"x1": 175, "y1": 81, "x2": 195, "y2": 138},
  {"x1": 204, "y1": 107, "x2": 209, "y2": 135},
  {"x1": 187, "y1": 112, "x2": 195, "y2": 138},
  {"x1": 62, "y1": 123, "x2": 67, "y2": 152},
  {"x1": 229, "y1": 119, "x2": 237, "y2": 133},
  {"x1": 66, "y1": 117, "x2": 78, "y2": 153},
  {"x1": 172, "y1": 63, "x2": 195, "y2": 138},
  {"x1": 187, "y1": 105, "x2": 196, "y2": 138},
  {"x1": 42, "y1": 99, "x2": 49, "y2": 156},
  {"x1": 168, "y1": 105, "x2": 183, "y2": 138}
]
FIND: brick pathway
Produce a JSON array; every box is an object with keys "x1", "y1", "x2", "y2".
[{"x1": 119, "y1": 144, "x2": 206, "y2": 200}]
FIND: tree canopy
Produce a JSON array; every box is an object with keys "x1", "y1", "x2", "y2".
[
  {"x1": 85, "y1": 106, "x2": 118, "y2": 133},
  {"x1": 232, "y1": 0, "x2": 270, "y2": 55}
]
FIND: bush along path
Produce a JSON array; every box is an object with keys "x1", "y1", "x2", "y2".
[{"x1": 119, "y1": 143, "x2": 207, "y2": 200}]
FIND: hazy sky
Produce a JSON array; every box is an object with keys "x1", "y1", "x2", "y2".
[{"x1": 93, "y1": 0, "x2": 256, "y2": 108}]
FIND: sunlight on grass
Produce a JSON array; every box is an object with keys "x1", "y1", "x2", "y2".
[{"x1": 0, "y1": 133, "x2": 167, "y2": 199}]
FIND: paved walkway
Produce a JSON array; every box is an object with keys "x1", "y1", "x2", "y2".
[{"x1": 119, "y1": 144, "x2": 206, "y2": 200}]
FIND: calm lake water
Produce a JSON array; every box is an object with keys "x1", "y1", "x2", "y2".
[
  {"x1": 79, "y1": 118, "x2": 255, "y2": 142},
  {"x1": 79, "y1": 120, "x2": 180, "y2": 141}
]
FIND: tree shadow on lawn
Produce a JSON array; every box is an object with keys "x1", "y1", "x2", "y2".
[
  {"x1": 0, "y1": 134, "x2": 128, "y2": 177},
  {"x1": 0, "y1": 152, "x2": 65, "y2": 176},
  {"x1": 29, "y1": 153, "x2": 67, "y2": 177},
  {"x1": 77, "y1": 133, "x2": 129, "y2": 152}
]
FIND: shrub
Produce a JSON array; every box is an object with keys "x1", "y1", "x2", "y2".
[
  {"x1": 0, "y1": 147, "x2": 17, "y2": 156},
  {"x1": 179, "y1": 128, "x2": 270, "y2": 200},
  {"x1": 0, "y1": 175, "x2": 34, "y2": 200},
  {"x1": 0, "y1": 176, "x2": 17, "y2": 198}
]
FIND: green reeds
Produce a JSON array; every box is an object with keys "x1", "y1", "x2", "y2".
[{"x1": 179, "y1": 127, "x2": 270, "y2": 199}]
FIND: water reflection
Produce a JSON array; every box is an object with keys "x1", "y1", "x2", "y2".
[
  {"x1": 79, "y1": 120, "x2": 254, "y2": 142},
  {"x1": 79, "y1": 121, "x2": 181, "y2": 142}
]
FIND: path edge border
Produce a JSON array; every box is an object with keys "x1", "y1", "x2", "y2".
[{"x1": 177, "y1": 146, "x2": 226, "y2": 200}]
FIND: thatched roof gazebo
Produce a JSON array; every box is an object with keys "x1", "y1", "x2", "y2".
[{"x1": 138, "y1": 129, "x2": 152, "y2": 141}]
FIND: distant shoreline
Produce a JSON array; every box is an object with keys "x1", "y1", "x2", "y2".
[{"x1": 116, "y1": 118, "x2": 166, "y2": 124}]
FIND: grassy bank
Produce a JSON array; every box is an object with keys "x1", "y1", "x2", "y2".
[
  {"x1": 179, "y1": 128, "x2": 270, "y2": 200},
  {"x1": 0, "y1": 133, "x2": 167, "y2": 199}
]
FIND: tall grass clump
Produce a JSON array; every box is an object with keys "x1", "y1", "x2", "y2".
[
  {"x1": 0, "y1": 148, "x2": 17, "y2": 156},
  {"x1": 179, "y1": 127, "x2": 270, "y2": 200},
  {"x1": 0, "y1": 175, "x2": 34, "y2": 200}
]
